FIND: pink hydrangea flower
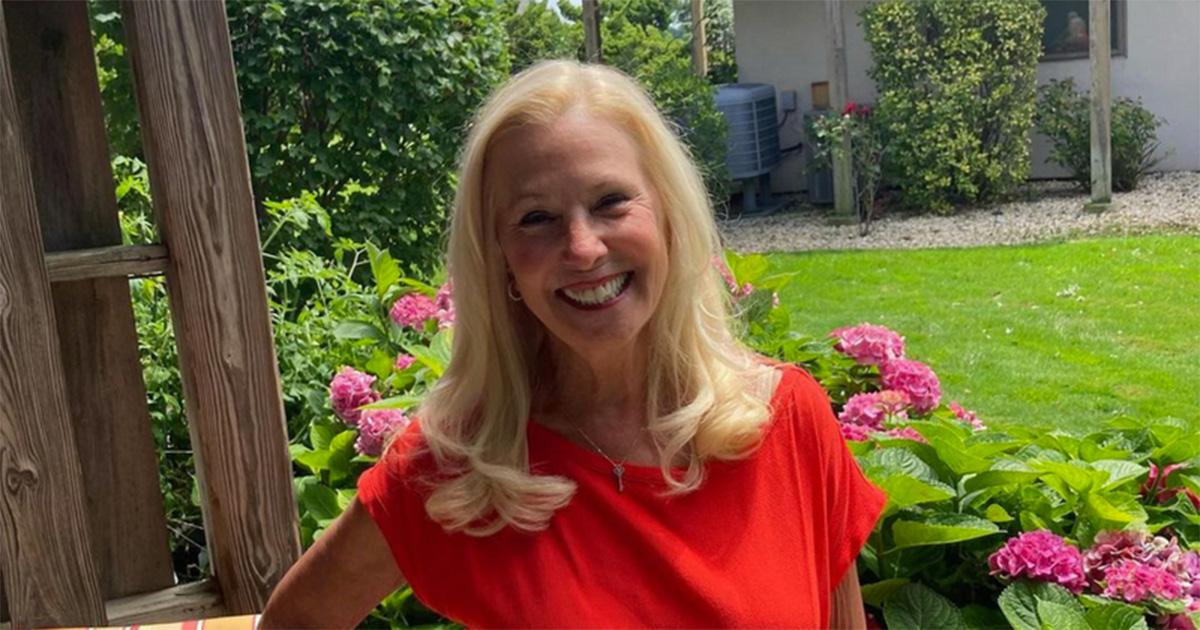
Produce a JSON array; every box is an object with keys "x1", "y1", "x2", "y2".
[
  {"x1": 1102, "y1": 560, "x2": 1183, "y2": 602},
  {"x1": 434, "y1": 281, "x2": 455, "y2": 328},
  {"x1": 988, "y1": 530, "x2": 1088, "y2": 593},
  {"x1": 841, "y1": 423, "x2": 873, "y2": 442},
  {"x1": 389, "y1": 293, "x2": 438, "y2": 328},
  {"x1": 354, "y1": 409, "x2": 410, "y2": 457},
  {"x1": 329, "y1": 367, "x2": 380, "y2": 426},
  {"x1": 1084, "y1": 530, "x2": 1190, "y2": 587},
  {"x1": 830, "y1": 323, "x2": 906, "y2": 366},
  {"x1": 838, "y1": 390, "x2": 911, "y2": 429},
  {"x1": 740, "y1": 282, "x2": 754, "y2": 297},
  {"x1": 949, "y1": 401, "x2": 987, "y2": 431},
  {"x1": 1159, "y1": 614, "x2": 1198, "y2": 630},
  {"x1": 881, "y1": 359, "x2": 942, "y2": 414},
  {"x1": 885, "y1": 427, "x2": 927, "y2": 443},
  {"x1": 394, "y1": 353, "x2": 416, "y2": 371}
]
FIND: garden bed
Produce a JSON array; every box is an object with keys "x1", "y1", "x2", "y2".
[{"x1": 718, "y1": 171, "x2": 1200, "y2": 253}]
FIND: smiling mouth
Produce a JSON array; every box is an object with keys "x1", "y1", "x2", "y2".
[{"x1": 557, "y1": 272, "x2": 633, "y2": 309}]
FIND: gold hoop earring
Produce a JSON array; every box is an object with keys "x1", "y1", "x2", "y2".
[{"x1": 507, "y1": 279, "x2": 523, "y2": 302}]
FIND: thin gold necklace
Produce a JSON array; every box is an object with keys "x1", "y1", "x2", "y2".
[{"x1": 572, "y1": 425, "x2": 647, "y2": 493}]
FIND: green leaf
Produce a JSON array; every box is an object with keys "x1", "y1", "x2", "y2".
[
  {"x1": 294, "y1": 448, "x2": 331, "y2": 474},
  {"x1": 1036, "y1": 601, "x2": 1089, "y2": 630},
  {"x1": 327, "y1": 430, "x2": 358, "y2": 483},
  {"x1": 984, "y1": 503, "x2": 1014, "y2": 522},
  {"x1": 928, "y1": 436, "x2": 991, "y2": 475},
  {"x1": 366, "y1": 242, "x2": 401, "y2": 298},
  {"x1": 961, "y1": 604, "x2": 1009, "y2": 630},
  {"x1": 1033, "y1": 460, "x2": 1096, "y2": 493},
  {"x1": 998, "y1": 582, "x2": 1079, "y2": 630},
  {"x1": 299, "y1": 480, "x2": 341, "y2": 521},
  {"x1": 1084, "y1": 603, "x2": 1149, "y2": 630},
  {"x1": 890, "y1": 513, "x2": 1001, "y2": 550},
  {"x1": 1083, "y1": 492, "x2": 1143, "y2": 526},
  {"x1": 1092, "y1": 460, "x2": 1149, "y2": 491},
  {"x1": 365, "y1": 349, "x2": 395, "y2": 380},
  {"x1": 964, "y1": 469, "x2": 1041, "y2": 493},
  {"x1": 875, "y1": 475, "x2": 956, "y2": 515},
  {"x1": 361, "y1": 394, "x2": 424, "y2": 411},
  {"x1": 883, "y1": 583, "x2": 966, "y2": 630},
  {"x1": 861, "y1": 578, "x2": 910, "y2": 608},
  {"x1": 333, "y1": 320, "x2": 386, "y2": 341}
]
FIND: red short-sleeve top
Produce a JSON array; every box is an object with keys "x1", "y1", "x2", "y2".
[{"x1": 356, "y1": 364, "x2": 886, "y2": 628}]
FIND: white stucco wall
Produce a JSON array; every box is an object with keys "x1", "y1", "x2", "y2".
[{"x1": 733, "y1": 0, "x2": 1200, "y2": 193}]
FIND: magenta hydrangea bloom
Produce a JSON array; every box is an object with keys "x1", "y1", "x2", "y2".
[
  {"x1": 1084, "y1": 530, "x2": 1190, "y2": 587},
  {"x1": 434, "y1": 281, "x2": 455, "y2": 328},
  {"x1": 712, "y1": 255, "x2": 738, "y2": 293},
  {"x1": 988, "y1": 530, "x2": 1088, "y2": 593},
  {"x1": 830, "y1": 323, "x2": 906, "y2": 366},
  {"x1": 841, "y1": 423, "x2": 873, "y2": 442},
  {"x1": 949, "y1": 401, "x2": 987, "y2": 431},
  {"x1": 354, "y1": 409, "x2": 410, "y2": 458},
  {"x1": 1102, "y1": 560, "x2": 1183, "y2": 602},
  {"x1": 881, "y1": 359, "x2": 942, "y2": 414},
  {"x1": 394, "y1": 353, "x2": 416, "y2": 371},
  {"x1": 329, "y1": 366, "x2": 380, "y2": 426},
  {"x1": 389, "y1": 293, "x2": 438, "y2": 329},
  {"x1": 839, "y1": 390, "x2": 911, "y2": 429}
]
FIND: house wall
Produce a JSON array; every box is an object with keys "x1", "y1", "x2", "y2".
[{"x1": 733, "y1": 0, "x2": 1200, "y2": 193}]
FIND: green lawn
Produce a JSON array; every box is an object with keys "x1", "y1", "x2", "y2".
[{"x1": 768, "y1": 234, "x2": 1200, "y2": 434}]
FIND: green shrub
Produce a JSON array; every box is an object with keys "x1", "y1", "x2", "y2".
[
  {"x1": 499, "y1": 0, "x2": 583, "y2": 73},
  {"x1": 1036, "y1": 78, "x2": 1166, "y2": 193},
  {"x1": 861, "y1": 0, "x2": 1045, "y2": 213},
  {"x1": 226, "y1": 0, "x2": 509, "y2": 270}
]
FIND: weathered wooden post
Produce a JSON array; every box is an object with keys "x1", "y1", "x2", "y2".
[
  {"x1": 691, "y1": 0, "x2": 707, "y2": 78},
  {"x1": 0, "y1": 3, "x2": 107, "y2": 626},
  {"x1": 1087, "y1": 0, "x2": 1113, "y2": 212},
  {"x1": 825, "y1": 0, "x2": 855, "y2": 220},
  {"x1": 583, "y1": 0, "x2": 602, "y2": 64}
]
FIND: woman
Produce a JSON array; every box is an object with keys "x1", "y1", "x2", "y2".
[{"x1": 262, "y1": 61, "x2": 885, "y2": 629}]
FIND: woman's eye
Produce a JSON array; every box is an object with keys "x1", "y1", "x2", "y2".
[
  {"x1": 518, "y1": 211, "x2": 553, "y2": 226},
  {"x1": 596, "y1": 193, "x2": 628, "y2": 209}
]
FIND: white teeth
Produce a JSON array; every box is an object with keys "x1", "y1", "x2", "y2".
[{"x1": 563, "y1": 273, "x2": 629, "y2": 305}]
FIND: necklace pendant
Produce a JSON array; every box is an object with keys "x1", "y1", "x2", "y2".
[{"x1": 613, "y1": 464, "x2": 625, "y2": 493}]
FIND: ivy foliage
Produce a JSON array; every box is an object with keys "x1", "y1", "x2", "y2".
[
  {"x1": 862, "y1": 0, "x2": 1045, "y2": 213},
  {"x1": 226, "y1": 0, "x2": 509, "y2": 268}
]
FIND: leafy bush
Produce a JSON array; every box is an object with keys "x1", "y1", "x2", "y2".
[
  {"x1": 808, "y1": 103, "x2": 886, "y2": 233},
  {"x1": 225, "y1": 0, "x2": 508, "y2": 269},
  {"x1": 1036, "y1": 78, "x2": 1167, "y2": 193},
  {"x1": 861, "y1": 0, "x2": 1045, "y2": 213},
  {"x1": 499, "y1": 0, "x2": 583, "y2": 73}
]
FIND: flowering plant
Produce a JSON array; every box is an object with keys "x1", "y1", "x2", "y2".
[{"x1": 807, "y1": 102, "x2": 885, "y2": 235}]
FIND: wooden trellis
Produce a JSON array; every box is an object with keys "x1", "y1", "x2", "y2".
[{"x1": 0, "y1": 1, "x2": 299, "y2": 627}]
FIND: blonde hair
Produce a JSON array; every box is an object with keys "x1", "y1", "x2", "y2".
[{"x1": 409, "y1": 60, "x2": 772, "y2": 536}]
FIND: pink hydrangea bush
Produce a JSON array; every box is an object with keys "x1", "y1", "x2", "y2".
[
  {"x1": 830, "y1": 323, "x2": 906, "y2": 366},
  {"x1": 949, "y1": 401, "x2": 987, "y2": 431},
  {"x1": 433, "y1": 281, "x2": 455, "y2": 328},
  {"x1": 838, "y1": 390, "x2": 911, "y2": 429},
  {"x1": 394, "y1": 353, "x2": 416, "y2": 371},
  {"x1": 1102, "y1": 560, "x2": 1184, "y2": 603},
  {"x1": 329, "y1": 366, "x2": 380, "y2": 426},
  {"x1": 988, "y1": 530, "x2": 1088, "y2": 593}
]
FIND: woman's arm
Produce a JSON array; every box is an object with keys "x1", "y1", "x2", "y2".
[
  {"x1": 829, "y1": 568, "x2": 867, "y2": 629},
  {"x1": 260, "y1": 498, "x2": 406, "y2": 629}
]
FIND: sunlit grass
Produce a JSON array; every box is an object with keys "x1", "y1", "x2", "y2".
[{"x1": 768, "y1": 234, "x2": 1200, "y2": 434}]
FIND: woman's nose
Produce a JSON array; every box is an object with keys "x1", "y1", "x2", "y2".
[{"x1": 563, "y1": 215, "x2": 607, "y2": 268}]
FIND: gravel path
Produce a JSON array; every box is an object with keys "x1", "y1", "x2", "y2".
[{"x1": 717, "y1": 171, "x2": 1200, "y2": 252}]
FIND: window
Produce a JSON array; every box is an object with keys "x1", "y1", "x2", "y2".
[{"x1": 1040, "y1": 0, "x2": 1127, "y2": 61}]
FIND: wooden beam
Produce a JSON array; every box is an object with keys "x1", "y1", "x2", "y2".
[
  {"x1": 3, "y1": 2, "x2": 177, "y2": 604},
  {"x1": 106, "y1": 579, "x2": 225, "y2": 626},
  {"x1": 45, "y1": 244, "x2": 169, "y2": 282},
  {"x1": 582, "y1": 0, "x2": 602, "y2": 63},
  {"x1": 691, "y1": 0, "x2": 707, "y2": 78},
  {"x1": 0, "y1": 3, "x2": 107, "y2": 626},
  {"x1": 1087, "y1": 0, "x2": 1113, "y2": 211},
  {"x1": 121, "y1": 0, "x2": 300, "y2": 613},
  {"x1": 825, "y1": 0, "x2": 854, "y2": 218}
]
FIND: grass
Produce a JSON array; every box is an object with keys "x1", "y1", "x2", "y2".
[{"x1": 768, "y1": 233, "x2": 1200, "y2": 435}]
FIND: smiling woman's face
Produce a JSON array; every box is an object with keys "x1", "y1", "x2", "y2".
[{"x1": 485, "y1": 110, "x2": 670, "y2": 360}]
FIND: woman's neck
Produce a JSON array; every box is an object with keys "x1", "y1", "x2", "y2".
[{"x1": 533, "y1": 337, "x2": 651, "y2": 437}]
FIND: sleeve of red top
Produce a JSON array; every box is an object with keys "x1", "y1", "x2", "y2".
[
  {"x1": 355, "y1": 419, "x2": 431, "y2": 591},
  {"x1": 795, "y1": 368, "x2": 888, "y2": 588}
]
